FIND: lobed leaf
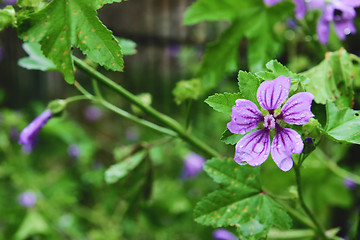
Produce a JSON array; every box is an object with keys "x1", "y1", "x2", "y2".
[
  {"x1": 325, "y1": 102, "x2": 360, "y2": 144},
  {"x1": 18, "y1": 0, "x2": 124, "y2": 84},
  {"x1": 195, "y1": 158, "x2": 292, "y2": 238},
  {"x1": 303, "y1": 49, "x2": 355, "y2": 108}
]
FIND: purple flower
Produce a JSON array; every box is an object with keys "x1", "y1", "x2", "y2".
[
  {"x1": 264, "y1": 0, "x2": 306, "y2": 19},
  {"x1": 181, "y1": 152, "x2": 205, "y2": 179},
  {"x1": 67, "y1": 144, "x2": 80, "y2": 158},
  {"x1": 228, "y1": 75, "x2": 314, "y2": 171},
  {"x1": 344, "y1": 177, "x2": 357, "y2": 190},
  {"x1": 125, "y1": 127, "x2": 139, "y2": 142},
  {"x1": 309, "y1": 0, "x2": 360, "y2": 44},
  {"x1": 18, "y1": 191, "x2": 37, "y2": 208},
  {"x1": 84, "y1": 106, "x2": 102, "y2": 121},
  {"x1": 3, "y1": 0, "x2": 17, "y2": 5},
  {"x1": 18, "y1": 109, "x2": 52, "y2": 151},
  {"x1": 213, "y1": 228, "x2": 237, "y2": 240}
]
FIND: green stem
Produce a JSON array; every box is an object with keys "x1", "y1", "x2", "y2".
[
  {"x1": 73, "y1": 56, "x2": 222, "y2": 158},
  {"x1": 64, "y1": 95, "x2": 89, "y2": 104},
  {"x1": 294, "y1": 160, "x2": 328, "y2": 239}
]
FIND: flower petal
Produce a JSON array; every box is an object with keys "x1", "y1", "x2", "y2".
[
  {"x1": 227, "y1": 99, "x2": 263, "y2": 135},
  {"x1": 294, "y1": 0, "x2": 306, "y2": 19},
  {"x1": 256, "y1": 75, "x2": 291, "y2": 111},
  {"x1": 263, "y1": 0, "x2": 283, "y2": 6},
  {"x1": 307, "y1": 0, "x2": 325, "y2": 10},
  {"x1": 341, "y1": 0, "x2": 360, "y2": 7},
  {"x1": 271, "y1": 127, "x2": 303, "y2": 171},
  {"x1": 18, "y1": 109, "x2": 52, "y2": 146},
  {"x1": 234, "y1": 129, "x2": 270, "y2": 167},
  {"x1": 279, "y1": 92, "x2": 314, "y2": 125},
  {"x1": 334, "y1": 19, "x2": 356, "y2": 40},
  {"x1": 316, "y1": 16, "x2": 330, "y2": 44}
]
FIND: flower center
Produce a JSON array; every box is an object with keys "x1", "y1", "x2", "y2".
[
  {"x1": 334, "y1": 9, "x2": 343, "y2": 21},
  {"x1": 263, "y1": 114, "x2": 276, "y2": 129}
]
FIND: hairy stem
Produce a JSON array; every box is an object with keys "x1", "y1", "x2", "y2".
[
  {"x1": 294, "y1": 161, "x2": 328, "y2": 239},
  {"x1": 73, "y1": 56, "x2": 222, "y2": 158}
]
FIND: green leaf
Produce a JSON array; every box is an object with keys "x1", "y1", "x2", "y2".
[
  {"x1": 205, "y1": 92, "x2": 242, "y2": 115},
  {"x1": 117, "y1": 38, "x2": 137, "y2": 55},
  {"x1": 256, "y1": 60, "x2": 310, "y2": 95},
  {"x1": 18, "y1": 0, "x2": 124, "y2": 84},
  {"x1": 221, "y1": 129, "x2": 242, "y2": 145},
  {"x1": 325, "y1": 101, "x2": 360, "y2": 144},
  {"x1": 303, "y1": 49, "x2": 355, "y2": 108},
  {"x1": 18, "y1": 42, "x2": 57, "y2": 71},
  {"x1": 194, "y1": 158, "x2": 292, "y2": 238},
  {"x1": 17, "y1": 0, "x2": 46, "y2": 8},
  {"x1": 172, "y1": 78, "x2": 202, "y2": 105},
  {"x1": 105, "y1": 150, "x2": 147, "y2": 184},
  {"x1": 198, "y1": 19, "x2": 245, "y2": 91},
  {"x1": 0, "y1": 6, "x2": 16, "y2": 31},
  {"x1": 94, "y1": 0, "x2": 122, "y2": 9},
  {"x1": 237, "y1": 71, "x2": 260, "y2": 106},
  {"x1": 246, "y1": 2, "x2": 294, "y2": 71},
  {"x1": 15, "y1": 210, "x2": 49, "y2": 240},
  {"x1": 183, "y1": 0, "x2": 256, "y2": 25}
]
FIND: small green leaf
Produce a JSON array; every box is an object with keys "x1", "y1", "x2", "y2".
[
  {"x1": 94, "y1": 0, "x2": 122, "y2": 9},
  {"x1": 205, "y1": 92, "x2": 242, "y2": 115},
  {"x1": 325, "y1": 101, "x2": 360, "y2": 144},
  {"x1": 194, "y1": 158, "x2": 292, "y2": 238},
  {"x1": 18, "y1": 0, "x2": 124, "y2": 84},
  {"x1": 172, "y1": 78, "x2": 202, "y2": 105},
  {"x1": 0, "y1": 6, "x2": 16, "y2": 31},
  {"x1": 117, "y1": 38, "x2": 137, "y2": 55},
  {"x1": 15, "y1": 210, "x2": 49, "y2": 240},
  {"x1": 18, "y1": 42, "x2": 57, "y2": 71},
  {"x1": 237, "y1": 71, "x2": 260, "y2": 106},
  {"x1": 17, "y1": 0, "x2": 45, "y2": 8},
  {"x1": 105, "y1": 150, "x2": 147, "y2": 184},
  {"x1": 221, "y1": 129, "x2": 242, "y2": 145},
  {"x1": 303, "y1": 49, "x2": 355, "y2": 108}
]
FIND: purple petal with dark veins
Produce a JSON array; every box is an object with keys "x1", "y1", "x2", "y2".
[
  {"x1": 256, "y1": 75, "x2": 291, "y2": 111},
  {"x1": 280, "y1": 92, "x2": 314, "y2": 125},
  {"x1": 234, "y1": 129, "x2": 270, "y2": 167},
  {"x1": 227, "y1": 99, "x2": 263, "y2": 135},
  {"x1": 271, "y1": 126, "x2": 303, "y2": 171}
]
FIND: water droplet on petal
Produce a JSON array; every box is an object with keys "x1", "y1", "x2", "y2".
[{"x1": 344, "y1": 28, "x2": 351, "y2": 35}]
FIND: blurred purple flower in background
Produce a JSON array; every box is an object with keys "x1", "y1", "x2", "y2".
[
  {"x1": 167, "y1": 44, "x2": 181, "y2": 58},
  {"x1": 228, "y1": 75, "x2": 314, "y2": 171},
  {"x1": 18, "y1": 191, "x2": 37, "y2": 208},
  {"x1": 344, "y1": 177, "x2": 357, "y2": 190},
  {"x1": 68, "y1": 144, "x2": 80, "y2": 158},
  {"x1": 18, "y1": 109, "x2": 52, "y2": 152},
  {"x1": 84, "y1": 106, "x2": 102, "y2": 121},
  {"x1": 307, "y1": 0, "x2": 360, "y2": 44},
  {"x1": 3, "y1": 0, "x2": 17, "y2": 5},
  {"x1": 213, "y1": 228, "x2": 237, "y2": 240},
  {"x1": 181, "y1": 152, "x2": 205, "y2": 179},
  {"x1": 125, "y1": 127, "x2": 139, "y2": 142}
]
